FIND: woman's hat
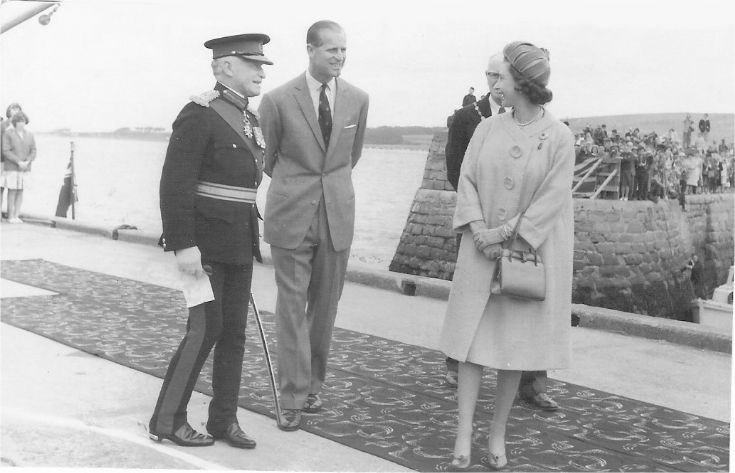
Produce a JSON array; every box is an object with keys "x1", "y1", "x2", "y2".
[{"x1": 503, "y1": 41, "x2": 550, "y2": 86}]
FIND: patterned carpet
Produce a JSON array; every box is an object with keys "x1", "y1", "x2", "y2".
[{"x1": 1, "y1": 259, "x2": 729, "y2": 472}]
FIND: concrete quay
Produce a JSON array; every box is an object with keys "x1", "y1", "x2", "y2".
[{"x1": 0, "y1": 218, "x2": 732, "y2": 470}]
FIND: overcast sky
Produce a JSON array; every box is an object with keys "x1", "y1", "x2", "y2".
[{"x1": 1, "y1": 0, "x2": 734, "y2": 131}]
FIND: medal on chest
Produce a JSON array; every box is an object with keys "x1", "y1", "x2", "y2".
[{"x1": 243, "y1": 107, "x2": 266, "y2": 172}]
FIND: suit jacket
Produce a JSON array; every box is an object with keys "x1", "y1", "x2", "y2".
[
  {"x1": 1, "y1": 126, "x2": 36, "y2": 172},
  {"x1": 445, "y1": 94, "x2": 492, "y2": 190},
  {"x1": 258, "y1": 73, "x2": 369, "y2": 251},
  {"x1": 462, "y1": 93, "x2": 477, "y2": 107},
  {"x1": 159, "y1": 83, "x2": 261, "y2": 264},
  {"x1": 699, "y1": 119, "x2": 710, "y2": 133}
]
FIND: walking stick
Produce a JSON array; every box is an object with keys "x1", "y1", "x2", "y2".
[{"x1": 249, "y1": 292, "x2": 283, "y2": 426}]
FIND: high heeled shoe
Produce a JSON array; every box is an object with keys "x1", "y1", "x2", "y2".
[
  {"x1": 486, "y1": 452, "x2": 508, "y2": 470},
  {"x1": 449, "y1": 454, "x2": 471, "y2": 471}
]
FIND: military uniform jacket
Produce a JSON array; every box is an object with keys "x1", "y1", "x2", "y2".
[
  {"x1": 159, "y1": 83, "x2": 262, "y2": 264},
  {"x1": 445, "y1": 94, "x2": 492, "y2": 190}
]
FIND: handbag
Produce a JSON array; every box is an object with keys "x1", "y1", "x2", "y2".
[{"x1": 493, "y1": 209, "x2": 546, "y2": 301}]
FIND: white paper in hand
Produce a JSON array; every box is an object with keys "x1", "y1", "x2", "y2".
[{"x1": 180, "y1": 273, "x2": 214, "y2": 308}]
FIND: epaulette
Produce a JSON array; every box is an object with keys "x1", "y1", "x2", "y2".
[{"x1": 189, "y1": 90, "x2": 220, "y2": 107}]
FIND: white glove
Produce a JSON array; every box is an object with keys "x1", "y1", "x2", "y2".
[
  {"x1": 472, "y1": 227, "x2": 506, "y2": 252},
  {"x1": 481, "y1": 243, "x2": 503, "y2": 260},
  {"x1": 175, "y1": 246, "x2": 206, "y2": 279}
]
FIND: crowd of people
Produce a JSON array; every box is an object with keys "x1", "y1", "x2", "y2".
[{"x1": 573, "y1": 118, "x2": 734, "y2": 203}]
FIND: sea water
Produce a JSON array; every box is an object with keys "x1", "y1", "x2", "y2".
[{"x1": 21, "y1": 134, "x2": 428, "y2": 269}]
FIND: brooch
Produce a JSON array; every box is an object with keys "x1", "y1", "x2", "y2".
[{"x1": 538, "y1": 132, "x2": 549, "y2": 150}]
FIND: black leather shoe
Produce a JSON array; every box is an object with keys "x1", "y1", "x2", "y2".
[
  {"x1": 149, "y1": 422, "x2": 214, "y2": 447},
  {"x1": 278, "y1": 409, "x2": 301, "y2": 431},
  {"x1": 521, "y1": 392, "x2": 559, "y2": 412},
  {"x1": 303, "y1": 393, "x2": 323, "y2": 413},
  {"x1": 211, "y1": 422, "x2": 256, "y2": 449}
]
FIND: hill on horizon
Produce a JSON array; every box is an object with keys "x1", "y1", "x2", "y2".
[{"x1": 45, "y1": 113, "x2": 734, "y2": 148}]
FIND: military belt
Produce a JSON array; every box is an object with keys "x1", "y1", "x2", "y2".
[{"x1": 195, "y1": 181, "x2": 256, "y2": 203}]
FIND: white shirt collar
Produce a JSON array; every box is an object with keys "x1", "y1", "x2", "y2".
[
  {"x1": 488, "y1": 95, "x2": 505, "y2": 116},
  {"x1": 305, "y1": 71, "x2": 335, "y2": 92}
]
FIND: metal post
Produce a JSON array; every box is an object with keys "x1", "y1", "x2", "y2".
[
  {"x1": 69, "y1": 141, "x2": 75, "y2": 220},
  {"x1": 249, "y1": 292, "x2": 282, "y2": 426}
]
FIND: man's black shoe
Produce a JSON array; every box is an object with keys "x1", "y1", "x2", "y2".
[
  {"x1": 278, "y1": 408, "x2": 301, "y2": 431},
  {"x1": 303, "y1": 393, "x2": 323, "y2": 413},
  {"x1": 149, "y1": 422, "x2": 214, "y2": 447},
  {"x1": 210, "y1": 422, "x2": 256, "y2": 449}
]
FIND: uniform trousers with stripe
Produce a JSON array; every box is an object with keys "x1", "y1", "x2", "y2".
[
  {"x1": 271, "y1": 198, "x2": 349, "y2": 410},
  {"x1": 149, "y1": 260, "x2": 252, "y2": 435}
]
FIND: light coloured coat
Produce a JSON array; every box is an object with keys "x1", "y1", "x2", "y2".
[
  {"x1": 1, "y1": 126, "x2": 36, "y2": 172},
  {"x1": 258, "y1": 73, "x2": 369, "y2": 251},
  {"x1": 439, "y1": 111, "x2": 575, "y2": 370}
]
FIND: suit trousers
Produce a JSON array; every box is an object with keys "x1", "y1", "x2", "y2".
[
  {"x1": 149, "y1": 260, "x2": 252, "y2": 435},
  {"x1": 271, "y1": 198, "x2": 350, "y2": 409}
]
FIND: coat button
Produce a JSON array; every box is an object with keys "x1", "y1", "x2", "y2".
[
  {"x1": 509, "y1": 145, "x2": 523, "y2": 159},
  {"x1": 504, "y1": 177, "x2": 514, "y2": 189}
]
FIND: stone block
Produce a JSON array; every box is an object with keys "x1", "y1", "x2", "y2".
[
  {"x1": 575, "y1": 222, "x2": 595, "y2": 233},
  {"x1": 590, "y1": 232, "x2": 605, "y2": 244},
  {"x1": 615, "y1": 242, "x2": 634, "y2": 253},
  {"x1": 599, "y1": 266, "x2": 618, "y2": 277},
  {"x1": 602, "y1": 254, "x2": 619, "y2": 265},
  {"x1": 597, "y1": 242, "x2": 616, "y2": 255},
  {"x1": 574, "y1": 241, "x2": 595, "y2": 252},
  {"x1": 623, "y1": 253, "x2": 642, "y2": 265},
  {"x1": 416, "y1": 246, "x2": 431, "y2": 258},
  {"x1": 627, "y1": 221, "x2": 644, "y2": 233},
  {"x1": 427, "y1": 236, "x2": 445, "y2": 248},
  {"x1": 588, "y1": 253, "x2": 603, "y2": 266}
]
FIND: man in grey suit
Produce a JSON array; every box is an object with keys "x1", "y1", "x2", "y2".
[{"x1": 258, "y1": 20, "x2": 369, "y2": 431}]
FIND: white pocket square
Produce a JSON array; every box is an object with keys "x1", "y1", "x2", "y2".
[{"x1": 344, "y1": 124, "x2": 357, "y2": 129}]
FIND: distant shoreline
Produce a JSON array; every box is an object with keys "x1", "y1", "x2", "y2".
[{"x1": 38, "y1": 131, "x2": 433, "y2": 151}]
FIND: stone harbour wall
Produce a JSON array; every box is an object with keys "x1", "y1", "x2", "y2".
[
  {"x1": 389, "y1": 132, "x2": 459, "y2": 279},
  {"x1": 389, "y1": 133, "x2": 734, "y2": 319}
]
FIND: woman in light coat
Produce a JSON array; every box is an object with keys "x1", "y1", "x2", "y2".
[
  {"x1": 1, "y1": 112, "x2": 36, "y2": 223},
  {"x1": 441, "y1": 41, "x2": 574, "y2": 470}
]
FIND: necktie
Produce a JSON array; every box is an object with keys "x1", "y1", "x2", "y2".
[
  {"x1": 318, "y1": 83, "x2": 332, "y2": 148},
  {"x1": 499, "y1": 106, "x2": 506, "y2": 114}
]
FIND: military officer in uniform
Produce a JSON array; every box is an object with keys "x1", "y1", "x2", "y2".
[{"x1": 148, "y1": 33, "x2": 272, "y2": 449}]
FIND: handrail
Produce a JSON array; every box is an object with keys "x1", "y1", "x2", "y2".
[
  {"x1": 591, "y1": 168, "x2": 619, "y2": 200},
  {"x1": 572, "y1": 158, "x2": 603, "y2": 193}
]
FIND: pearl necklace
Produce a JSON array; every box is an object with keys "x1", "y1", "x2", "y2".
[{"x1": 513, "y1": 107, "x2": 544, "y2": 127}]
